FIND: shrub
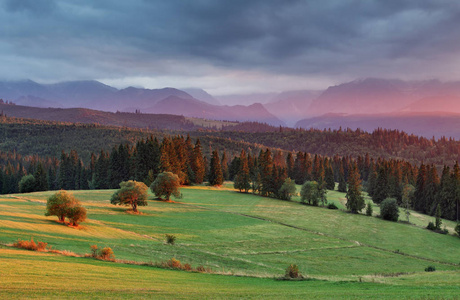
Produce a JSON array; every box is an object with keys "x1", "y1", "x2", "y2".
[
  {"x1": 167, "y1": 258, "x2": 181, "y2": 269},
  {"x1": 435, "y1": 206, "x2": 442, "y2": 230},
  {"x1": 427, "y1": 222, "x2": 436, "y2": 231},
  {"x1": 183, "y1": 263, "x2": 192, "y2": 271},
  {"x1": 90, "y1": 245, "x2": 99, "y2": 258},
  {"x1": 380, "y1": 198, "x2": 399, "y2": 222},
  {"x1": 100, "y1": 247, "x2": 115, "y2": 261},
  {"x1": 425, "y1": 266, "x2": 436, "y2": 272},
  {"x1": 455, "y1": 223, "x2": 460, "y2": 237},
  {"x1": 13, "y1": 238, "x2": 48, "y2": 251},
  {"x1": 327, "y1": 203, "x2": 338, "y2": 209},
  {"x1": 90, "y1": 245, "x2": 115, "y2": 260},
  {"x1": 285, "y1": 264, "x2": 302, "y2": 279},
  {"x1": 195, "y1": 265, "x2": 206, "y2": 273},
  {"x1": 366, "y1": 202, "x2": 373, "y2": 216},
  {"x1": 165, "y1": 234, "x2": 176, "y2": 245}
]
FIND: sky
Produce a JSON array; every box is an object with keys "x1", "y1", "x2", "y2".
[{"x1": 1, "y1": 0, "x2": 460, "y2": 95}]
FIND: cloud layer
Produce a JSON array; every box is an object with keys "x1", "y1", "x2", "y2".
[{"x1": 1, "y1": 0, "x2": 460, "y2": 94}]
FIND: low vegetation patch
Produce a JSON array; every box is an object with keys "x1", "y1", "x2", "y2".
[
  {"x1": 425, "y1": 266, "x2": 436, "y2": 272},
  {"x1": 276, "y1": 264, "x2": 308, "y2": 281},
  {"x1": 12, "y1": 238, "x2": 50, "y2": 252},
  {"x1": 165, "y1": 234, "x2": 177, "y2": 245},
  {"x1": 327, "y1": 203, "x2": 338, "y2": 210},
  {"x1": 89, "y1": 245, "x2": 115, "y2": 261}
]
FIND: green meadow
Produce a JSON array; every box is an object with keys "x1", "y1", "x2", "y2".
[{"x1": 0, "y1": 184, "x2": 459, "y2": 298}]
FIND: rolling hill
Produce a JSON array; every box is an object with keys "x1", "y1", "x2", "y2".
[{"x1": 0, "y1": 186, "x2": 458, "y2": 298}]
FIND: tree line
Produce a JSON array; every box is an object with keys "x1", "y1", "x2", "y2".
[{"x1": 0, "y1": 135, "x2": 458, "y2": 221}]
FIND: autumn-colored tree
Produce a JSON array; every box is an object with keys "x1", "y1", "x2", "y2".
[
  {"x1": 150, "y1": 172, "x2": 181, "y2": 201},
  {"x1": 45, "y1": 190, "x2": 85, "y2": 225},
  {"x1": 111, "y1": 180, "x2": 148, "y2": 212},
  {"x1": 45, "y1": 190, "x2": 79, "y2": 222}
]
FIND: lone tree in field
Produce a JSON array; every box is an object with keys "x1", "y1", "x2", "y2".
[
  {"x1": 111, "y1": 180, "x2": 148, "y2": 212},
  {"x1": 45, "y1": 190, "x2": 86, "y2": 225},
  {"x1": 346, "y1": 163, "x2": 365, "y2": 213},
  {"x1": 150, "y1": 172, "x2": 181, "y2": 201}
]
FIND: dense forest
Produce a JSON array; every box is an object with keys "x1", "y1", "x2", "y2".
[
  {"x1": 1, "y1": 116, "x2": 459, "y2": 221},
  {"x1": 1, "y1": 132, "x2": 458, "y2": 222},
  {"x1": 204, "y1": 127, "x2": 460, "y2": 167}
]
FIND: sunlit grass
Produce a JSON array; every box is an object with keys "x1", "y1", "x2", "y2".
[{"x1": 0, "y1": 184, "x2": 459, "y2": 298}]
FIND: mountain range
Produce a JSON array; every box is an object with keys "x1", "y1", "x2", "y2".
[
  {"x1": 0, "y1": 80, "x2": 284, "y2": 126},
  {"x1": 1, "y1": 77, "x2": 460, "y2": 138}
]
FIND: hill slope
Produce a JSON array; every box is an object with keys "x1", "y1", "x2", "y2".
[{"x1": 0, "y1": 187, "x2": 458, "y2": 298}]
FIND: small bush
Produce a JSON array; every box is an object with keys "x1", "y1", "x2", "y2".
[
  {"x1": 380, "y1": 198, "x2": 399, "y2": 222},
  {"x1": 100, "y1": 247, "x2": 115, "y2": 261},
  {"x1": 327, "y1": 203, "x2": 338, "y2": 209},
  {"x1": 366, "y1": 202, "x2": 373, "y2": 216},
  {"x1": 183, "y1": 263, "x2": 192, "y2": 271},
  {"x1": 455, "y1": 223, "x2": 460, "y2": 237},
  {"x1": 427, "y1": 222, "x2": 436, "y2": 231},
  {"x1": 90, "y1": 245, "x2": 115, "y2": 260},
  {"x1": 195, "y1": 265, "x2": 206, "y2": 273},
  {"x1": 167, "y1": 258, "x2": 182, "y2": 269},
  {"x1": 90, "y1": 245, "x2": 99, "y2": 258},
  {"x1": 165, "y1": 234, "x2": 176, "y2": 245},
  {"x1": 285, "y1": 264, "x2": 302, "y2": 279},
  {"x1": 13, "y1": 238, "x2": 48, "y2": 252},
  {"x1": 425, "y1": 266, "x2": 436, "y2": 272}
]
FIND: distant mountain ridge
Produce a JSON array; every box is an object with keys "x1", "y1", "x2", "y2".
[
  {"x1": 295, "y1": 111, "x2": 460, "y2": 139},
  {"x1": 0, "y1": 80, "x2": 284, "y2": 126}
]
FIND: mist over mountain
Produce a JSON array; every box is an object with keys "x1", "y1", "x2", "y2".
[
  {"x1": 2, "y1": 77, "x2": 460, "y2": 137},
  {"x1": 264, "y1": 90, "x2": 321, "y2": 126},
  {"x1": 0, "y1": 80, "x2": 284, "y2": 126},
  {"x1": 182, "y1": 88, "x2": 220, "y2": 105}
]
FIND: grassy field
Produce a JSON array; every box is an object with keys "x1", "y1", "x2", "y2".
[{"x1": 0, "y1": 184, "x2": 459, "y2": 298}]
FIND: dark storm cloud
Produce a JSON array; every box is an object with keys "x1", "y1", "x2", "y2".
[{"x1": 1, "y1": 0, "x2": 460, "y2": 86}]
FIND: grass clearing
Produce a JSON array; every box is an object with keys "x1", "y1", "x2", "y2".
[{"x1": 0, "y1": 185, "x2": 459, "y2": 298}]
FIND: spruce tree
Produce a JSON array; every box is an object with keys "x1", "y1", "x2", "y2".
[
  {"x1": 414, "y1": 163, "x2": 427, "y2": 212},
  {"x1": 372, "y1": 166, "x2": 388, "y2": 204},
  {"x1": 325, "y1": 161, "x2": 335, "y2": 190},
  {"x1": 208, "y1": 150, "x2": 223, "y2": 186},
  {"x1": 234, "y1": 150, "x2": 250, "y2": 192},
  {"x1": 191, "y1": 139, "x2": 205, "y2": 184},
  {"x1": 34, "y1": 162, "x2": 48, "y2": 192},
  {"x1": 338, "y1": 163, "x2": 347, "y2": 193},
  {"x1": 346, "y1": 163, "x2": 365, "y2": 213},
  {"x1": 221, "y1": 151, "x2": 229, "y2": 181}
]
